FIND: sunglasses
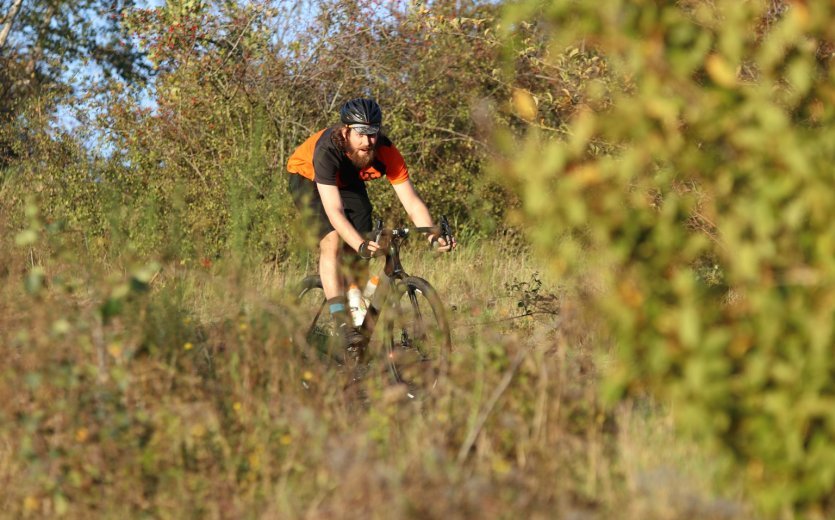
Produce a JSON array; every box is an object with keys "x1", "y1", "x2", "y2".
[{"x1": 348, "y1": 124, "x2": 381, "y2": 136}]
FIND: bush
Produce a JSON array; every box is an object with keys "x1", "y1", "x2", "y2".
[{"x1": 498, "y1": 0, "x2": 835, "y2": 515}]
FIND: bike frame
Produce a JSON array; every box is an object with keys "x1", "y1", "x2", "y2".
[
  {"x1": 356, "y1": 229, "x2": 411, "y2": 340},
  {"x1": 357, "y1": 216, "x2": 451, "y2": 341}
]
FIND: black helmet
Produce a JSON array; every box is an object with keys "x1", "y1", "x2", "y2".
[{"x1": 340, "y1": 98, "x2": 382, "y2": 135}]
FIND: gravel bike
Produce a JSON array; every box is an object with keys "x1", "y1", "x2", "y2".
[{"x1": 296, "y1": 217, "x2": 453, "y2": 397}]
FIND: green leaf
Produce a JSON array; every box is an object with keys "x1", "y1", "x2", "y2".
[
  {"x1": 24, "y1": 267, "x2": 45, "y2": 295},
  {"x1": 100, "y1": 297, "x2": 124, "y2": 322},
  {"x1": 130, "y1": 262, "x2": 161, "y2": 293},
  {"x1": 15, "y1": 229, "x2": 38, "y2": 247}
]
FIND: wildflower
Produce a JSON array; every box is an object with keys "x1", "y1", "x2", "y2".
[
  {"x1": 51, "y1": 319, "x2": 71, "y2": 336},
  {"x1": 75, "y1": 428, "x2": 89, "y2": 443},
  {"x1": 280, "y1": 434, "x2": 292, "y2": 446},
  {"x1": 491, "y1": 457, "x2": 511, "y2": 475},
  {"x1": 248, "y1": 452, "x2": 260, "y2": 469},
  {"x1": 183, "y1": 342, "x2": 193, "y2": 351},
  {"x1": 23, "y1": 496, "x2": 39, "y2": 512},
  {"x1": 107, "y1": 342, "x2": 123, "y2": 357}
]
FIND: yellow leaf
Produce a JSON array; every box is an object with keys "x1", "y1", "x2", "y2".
[
  {"x1": 248, "y1": 452, "x2": 261, "y2": 468},
  {"x1": 705, "y1": 54, "x2": 737, "y2": 88},
  {"x1": 108, "y1": 342, "x2": 123, "y2": 357},
  {"x1": 75, "y1": 428, "x2": 89, "y2": 443},
  {"x1": 512, "y1": 88, "x2": 537, "y2": 122},
  {"x1": 787, "y1": 2, "x2": 810, "y2": 30},
  {"x1": 23, "y1": 496, "x2": 39, "y2": 512}
]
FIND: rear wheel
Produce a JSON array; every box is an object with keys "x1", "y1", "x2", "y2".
[
  {"x1": 384, "y1": 276, "x2": 452, "y2": 397},
  {"x1": 296, "y1": 275, "x2": 342, "y2": 363}
]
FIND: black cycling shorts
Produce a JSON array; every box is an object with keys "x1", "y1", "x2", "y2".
[{"x1": 288, "y1": 174, "x2": 372, "y2": 241}]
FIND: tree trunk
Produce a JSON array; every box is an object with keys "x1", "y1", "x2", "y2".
[
  {"x1": 0, "y1": 0, "x2": 25, "y2": 50},
  {"x1": 24, "y1": 2, "x2": 54, "y2": 89}
]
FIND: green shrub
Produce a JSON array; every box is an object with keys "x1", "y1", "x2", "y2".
[{"x1": 499, "y1": 0, "x2": 835, "y2": 515}]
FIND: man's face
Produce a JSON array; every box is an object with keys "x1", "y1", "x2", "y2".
[{"x1": 344, "y1": 127, "x2": 378, "y2": 169}]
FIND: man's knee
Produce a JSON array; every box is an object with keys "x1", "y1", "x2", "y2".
[{"x1": 319, "y1": 231, "x2": 341, "y2": 259}]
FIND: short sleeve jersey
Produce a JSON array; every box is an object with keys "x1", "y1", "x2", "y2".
[{"x1": 286, "y1": 127, "x2": 410, "y2": 190}]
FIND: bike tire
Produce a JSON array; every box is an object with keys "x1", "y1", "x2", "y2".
[
  {"x1": 296, "y1": 275, "x2": 342, "y2": 362},
  {"x1": 384, "y1": 276, "x2": 452, "y2": 396}
]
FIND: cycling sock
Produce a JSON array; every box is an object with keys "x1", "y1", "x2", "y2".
[{"x1": 327, "y1": 296, "x2": 352, "y2": 327}]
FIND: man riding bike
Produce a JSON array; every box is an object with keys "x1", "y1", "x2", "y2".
[{"x1": 286, "y1": 98, "x2": 455, "y2": 356}]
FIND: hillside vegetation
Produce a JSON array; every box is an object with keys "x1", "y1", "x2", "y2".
[{"x1": 2, "y1": 0, "x2": 834, "y2": 517}]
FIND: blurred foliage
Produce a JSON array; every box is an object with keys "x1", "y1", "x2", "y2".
[
  {"x1": 4, "y1": 0, "x2": 835, "y2": 516},
  {"x1": 4, "y1": 198, "x2": 693, "y2": 517},
  {"x1": 3, "y1": 0, "x2": 602, "y2": 261},
  {"x1": 0, "y1": 0, "x2": 146, "y2": 166},
  {"x1": 497, "y1": 0, "x2": 835, "y2": 515}
]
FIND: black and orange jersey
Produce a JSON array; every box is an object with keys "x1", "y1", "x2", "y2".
[{"x1": 286, "y1": 127, "x2": 410, "y2": 190}]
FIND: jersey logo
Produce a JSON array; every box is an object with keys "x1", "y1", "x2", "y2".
[{"x1": 358, "y1": 160, "x2": 387, "y2": 181}]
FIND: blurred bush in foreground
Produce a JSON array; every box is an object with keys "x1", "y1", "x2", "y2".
[{"x1": 498, "y1": 0, "x2": 835, "y2": 515}]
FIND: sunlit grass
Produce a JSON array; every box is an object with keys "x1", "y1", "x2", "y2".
[{"x1": 0, "y1": 233, "x2": 749, "y2": 518}]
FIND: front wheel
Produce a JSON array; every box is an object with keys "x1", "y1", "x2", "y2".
[{"x1": 385, "y1": 276, "x2": 452, "y2": 396}]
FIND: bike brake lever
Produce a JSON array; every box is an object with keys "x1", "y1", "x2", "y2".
[
  {"x1": 373, "y1": 218, "x2": 384, "y2": 245},
  {"x1": 440, "y1": 215, "x2": 451, "y2": 244},
  {"x1": 429, "y1": 216, "x2": 452, "y2": 251}
]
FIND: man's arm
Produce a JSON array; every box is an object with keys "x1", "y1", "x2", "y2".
[
  {"x1": 392, "y1": 179, "x2": 433, "y2": 228},
  {"x1": 317, "y1": 183, "x2": 379, "y2": 254},
  {"x1": 392, "y1": 179, "x2": 455, "y2": 251}
]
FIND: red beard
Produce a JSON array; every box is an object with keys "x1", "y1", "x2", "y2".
[{"x1": 345, "y1": 142, "x2": 376, "y2": 169}]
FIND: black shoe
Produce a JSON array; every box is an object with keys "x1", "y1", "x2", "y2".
[{"x1": 337, "y1": 323, "x2": 366, "y2": 362}]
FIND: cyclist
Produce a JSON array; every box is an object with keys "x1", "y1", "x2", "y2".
[{"x1": 287, "y1": 98, "x2": 455, "y2": 355}]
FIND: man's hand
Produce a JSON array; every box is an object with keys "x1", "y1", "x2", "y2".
[
  {"x1": 358, "y1": 240, "x2": 382, "y2": 259},
  {"x1": 429, "y1": 233, "x2": 456, "y2": 253}
]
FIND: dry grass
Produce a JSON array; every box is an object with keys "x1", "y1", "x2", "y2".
[{"x1": 0, "y1": 233, "x2": 751, "y2": 518}]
